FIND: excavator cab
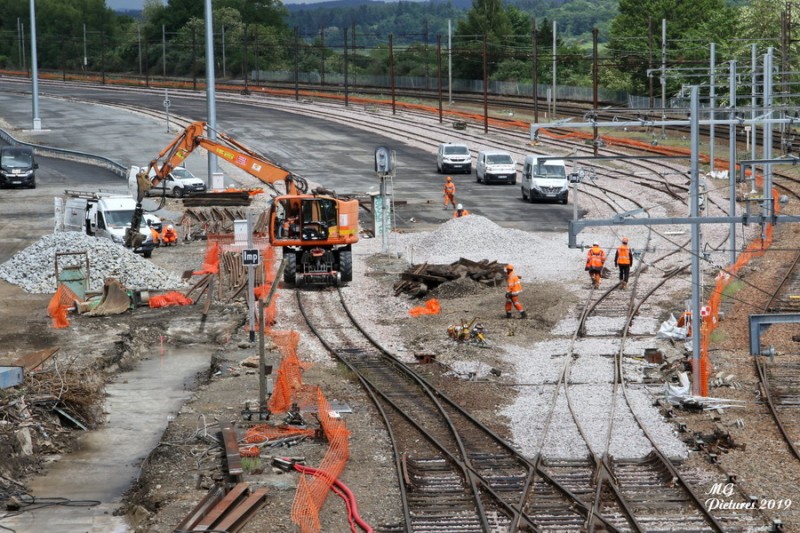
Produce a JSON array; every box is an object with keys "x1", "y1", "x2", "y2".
[{"x1": 269, "y1": 194, "x2": 359, "y2": 286}]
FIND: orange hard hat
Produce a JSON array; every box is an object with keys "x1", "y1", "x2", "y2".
[
  {"x1": 505, "y1": 263, "x2": 514, "y2": 271},
  {"x1": 446, "y1": 176, "x2": 452, "y2": 181}
]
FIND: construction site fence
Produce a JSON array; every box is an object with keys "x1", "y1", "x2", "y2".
[
  {"x1": 259, "y1": 240, "x2": 351, "y2": 532},
  {"x1": 48, "y1": 284, "x2": 79, "y2": 329},
  {"x1": 697, "y1": 174, "x2": 776, "y2": 396}
]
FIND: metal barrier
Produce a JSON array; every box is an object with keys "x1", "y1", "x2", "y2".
[{"x1": 0, "y1": 127, "x2": 127, "y2": 178}]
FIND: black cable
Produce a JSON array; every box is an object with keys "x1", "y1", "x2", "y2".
[{"x1": 0, "y1": 493, "x2": 102, "y2": 533}]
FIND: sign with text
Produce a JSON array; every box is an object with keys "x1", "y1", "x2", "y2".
[{"x1": 242, "y1": 248, "x2": 260, "y2": 266}]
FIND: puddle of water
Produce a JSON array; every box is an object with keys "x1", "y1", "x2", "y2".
[{"x1": 0, "y1": 347, "x2": 211, "y2": 533}]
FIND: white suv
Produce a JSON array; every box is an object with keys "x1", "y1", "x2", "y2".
[
  {"x1": 476, "y1": 150, "x2": 517, "y2": 185},
  {"x1": 437, "y1": 142, "x2": 472, "y2": 174}
]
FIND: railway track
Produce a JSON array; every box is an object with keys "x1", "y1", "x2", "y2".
[{"x1": 296, "y1": 286, "x2": 624, "y2": 532}]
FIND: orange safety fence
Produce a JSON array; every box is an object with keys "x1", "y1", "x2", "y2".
[
  {"x1": 149, "y1": 291, "x2": 193, "y2": 308},
  {"x1": 292, "y1": 389, "x2": 351, "y2": 533},
  {"x1": 268, "y1": 330, "x2": 316, "y2": 414},
  {"x1": 47, "y1": 284, "x2": 79, "y2": 329},
  {"x1": 409, "y1": 298, "x2": 441, "y2": 317},
  {"x1": 192, "y1": 241, "x2": 220, "y2": 275},
  {"x1": 239, "y1": 425, "x2": 317, "y2": 457},
  {"x1": 697, "y1": 178, "x2": 776, "y2": 395}
]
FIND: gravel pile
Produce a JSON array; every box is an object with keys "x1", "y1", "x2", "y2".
[
  {"x1": 0, "y1": 232, "x2": 186, "y2": 294},
  {"x1": 396, "y1": 215, "x2": 585, "y2": 283}
]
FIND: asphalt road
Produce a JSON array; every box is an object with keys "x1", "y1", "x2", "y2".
[{"x1": 0, "y1": 78, "x2": 573, "y2": 235}]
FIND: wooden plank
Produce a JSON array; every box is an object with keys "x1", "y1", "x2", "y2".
[
  {"x1": 173, "y1": 485, "x2": 226, "y2": 532},
  {"x1": 213, "y1": 489, "x2": 268, "y2": 533},
  {"x1": 0, "y1": 347, "x2": 59, "y2": 371},
  {"x1": 193, "y1": 482, "x2": 249, "y2": 531},
  {"x1": 220, "y1": 420, "x2": 243, "y2": 481}
]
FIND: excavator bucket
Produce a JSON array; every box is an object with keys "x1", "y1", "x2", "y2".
[{"x1": 85, "y1": 278, "x2": 132, "y2": 316}]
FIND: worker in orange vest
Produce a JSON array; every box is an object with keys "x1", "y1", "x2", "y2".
[
  {"x1": 147, "y1": 220, "x2": 161, "y2": 247},
  {"x1": 504, "y1": 264, "x2": 527, "y2": 319},
  {"x1": 614, "y1": 237, "x2": 633, "y2": 289},
  {"x1": 585, "y1": 241, "x2": 606, "y2": 289},
  {"x1": 443, "y1": 176, "x2": 456, "y2": 209},
  {"x1": 161, "y1": 224, "x2": 178, "y2": 246},
  {"x1": 453, "y1": 203, "x2": 470, "y2": 218}
]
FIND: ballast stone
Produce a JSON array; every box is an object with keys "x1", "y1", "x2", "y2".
[{"x1": 0, "y1": 232, "x2": 185, "y2": 294}]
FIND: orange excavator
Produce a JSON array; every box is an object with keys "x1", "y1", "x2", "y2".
[{"x1": 125, "y1": 121, "x2": 359, "y2": 285}]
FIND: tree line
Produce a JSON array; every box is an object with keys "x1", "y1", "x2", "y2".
[{"x1": 0, "y1": 0, "x2": 793, "y2": 100}]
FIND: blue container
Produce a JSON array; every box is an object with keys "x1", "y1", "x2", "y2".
[{"x1": 0, "y1": 366, "x2": 23, "y2": 389}]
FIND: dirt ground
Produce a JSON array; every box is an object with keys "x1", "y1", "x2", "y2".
[
  {"x1": 3, "y1": 214, "x2": 800, "y2": 531},
  {"x1": 117, "y1": 245, "x2": 578, "y2": 532}
]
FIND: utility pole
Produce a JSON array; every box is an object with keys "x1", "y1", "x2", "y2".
[
  {"x1": 689, "y1": 86, "x2": 702, "y2": 397},
  {"x1": 448, "y1": 19, "x2": 452, "y2": 105},
  {"x1": 437, "y1": 34, "x2": 442, "y2": 123},
  {"x1": 661, "y1": 18, "x2": 666, "y2": 139},
  {"x1": 205, "y1": 0, "x2": 220, "y2": 187},
  {"x1": 532, "y1": 18, "x2": 539, "y2": 124},
  {"x1": 709, "y1": 42, "x2": 715, "y2": 172},
  {"x1": 343, "y1": 27, "x2": 349, "y2": 107},
  {"x1": 389, "y1": 33, "x2": 395, "y2": 114},
  {"x1": 483, "y1": 34, "x2": 488, "y2": 134},
  {"x1": 592, "y1": 28, "x2": 599, "y2": 156},
  {"x1": 648, "y1": 17, "x2": 653, "y2": 109},
  {"x1": 552, "y1": 20, "x2": 557, "y2": 119},
  {"x1": 729, "y1": 60, "x2": 737, "y2": 266},
  {"x1": 30, "y1": 0, "x2": 41, "y2": 130}
]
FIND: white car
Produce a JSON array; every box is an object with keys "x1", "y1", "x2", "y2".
[
  {"x1": 437, "y1": 142, "x2": 472, "y2": 174},
  {"x1": 147, "y1": 166, "x2": 207, "y2": 198},
  {"x1": 476, "y1": 150, "x2": 517, "y2": 185}
]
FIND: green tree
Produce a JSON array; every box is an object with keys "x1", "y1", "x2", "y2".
[{"x1": 607, "y1": 0, "x2": 735, "y2": 95}]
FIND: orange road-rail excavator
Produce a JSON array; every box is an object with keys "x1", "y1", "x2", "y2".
[{"x1": 124, "y1": 121, "x2": 359, "y2": 285}]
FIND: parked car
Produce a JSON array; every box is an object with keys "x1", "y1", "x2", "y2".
[
  {"x1": 0, "y1": 145, "x2": 38, "y2": 189},
  {"x1": 437, "y1": 142, "x2": 472, "y2": 174},
  {"x1": 476, "y1": 150, "x2": 516, "y2": 185},
  {"x1": 146, "y1": 166, "x2": 207, "y2": 198},
  {"x1": 520, "y1": 155, "x2": 569, "y2": 204}
]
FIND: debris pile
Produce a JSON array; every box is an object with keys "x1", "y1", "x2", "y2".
[
  {"x1": 397, "y1": 215, "x2": 583, "y2": 283},
  {"x1": 393, "y1": 258, "x2": 506, "y2": 297},
  {"x1": 0, "y1": 356, "x2": 106, "y2": 499},
  {"x1": 0, "y1": 232, "x2": 185, "y2": 294}
]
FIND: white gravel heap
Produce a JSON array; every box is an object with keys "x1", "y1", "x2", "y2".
[
  {"x1": 396, "y1": 215, "x2": 584, "y2": 283},
  {"x1": 0, "y1": 232, "x2": 185, "y2": 294}
]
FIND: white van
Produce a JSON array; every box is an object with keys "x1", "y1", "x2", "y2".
[
  {"x1": 437, "y1": 142, "x2": 472, "y2": 174},
  {"x1": 521, "y1": 155, "x2": 569, "y2": 204},
  {"x1": 476, "y1": 150, "x2": 516, "y2": 185},
  {"x1": 62, "y1": 191, "x2": 159, "y2": 258}
]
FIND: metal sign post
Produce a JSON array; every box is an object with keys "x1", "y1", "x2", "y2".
[{"x1": 163, "y1": 88, "x2": 171, "y2": 132}]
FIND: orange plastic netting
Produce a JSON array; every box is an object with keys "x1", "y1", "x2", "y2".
[
  {"x1": 149, "y1": 291, "x2": 193, "y2": 308},
  {"x1": 192, "y1": 241, "x2": 220, "y2": 275},
  {"x1": 291, "y1": 390, "x2": 351, "y2": 533},
  {"x1": 697, "y1": 177, "x2": 776, "y2": 395},
  {"x1": 47, "y1": 284, "x2": 79, "y2": 329},
  {"x1": 409, "y1": 298, "x2": 441, "y2": 317}
]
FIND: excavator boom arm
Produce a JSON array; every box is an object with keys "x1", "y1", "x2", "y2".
[{"x1": 136, "y1": 121, "x2": 306, "y2": 201}]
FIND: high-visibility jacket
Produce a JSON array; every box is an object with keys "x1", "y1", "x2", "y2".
[
  {"x1": 453, "y1": 208, "x2": 470, "y2": 218},
  {"x1": 586, "y1": 246, "x2": 606, "y2": 269},
  {"x1": 444, "y1": 182, "x2": 456, "y2": 196},
  {"x1": 507, "y1": 273, "x2": 522, "y2": 295},
  {"x1": 615, "y1": 245, "x2": 632, "y2": 266},
  {"x1": 162, "y1": 226, "x2": 178, "y2": 244}
]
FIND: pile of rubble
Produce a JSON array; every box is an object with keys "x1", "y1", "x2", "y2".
[
  {"x1": 0, "y1": 232, "x2": 185, "y2": 294},
  {"x1": 396, "y1": 215, "x2": 584, "y2": 283},
  {"x1": 393, "y1": 258, "x2": 506, "y2": 297}
]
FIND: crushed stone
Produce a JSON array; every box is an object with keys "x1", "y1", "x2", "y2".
[{"x1": 0, "y1": 232, "x2": 186, "y2": 294}]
